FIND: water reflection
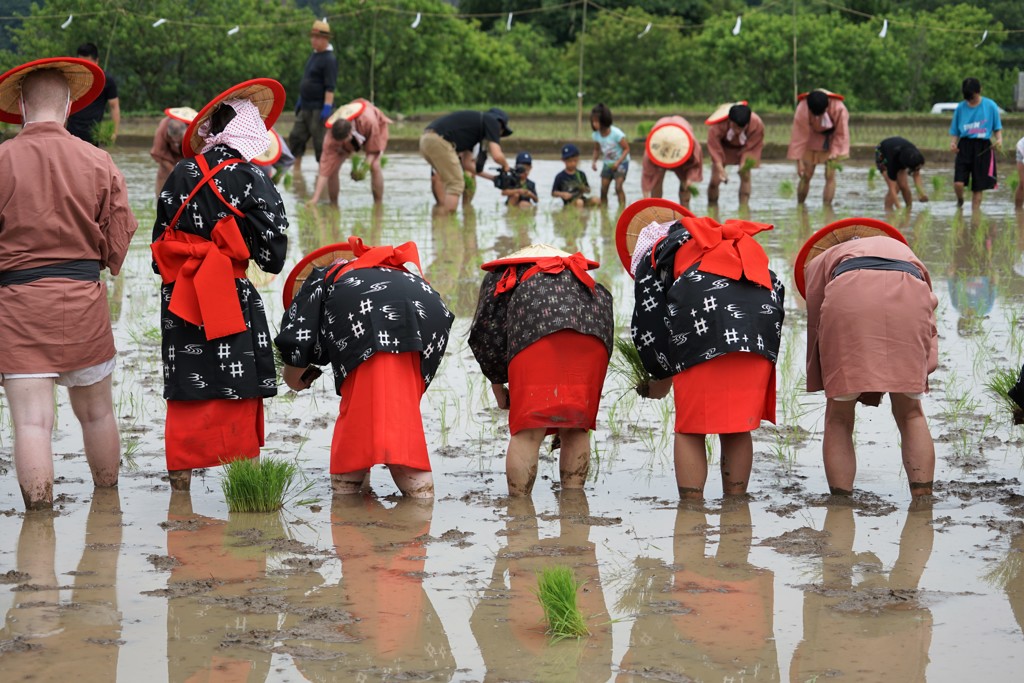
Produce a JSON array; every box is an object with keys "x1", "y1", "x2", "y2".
[
  {"x1": 0, "y1": 489, "x2": 123, "y2": 680},
  {"x1": 947, "y1": 213, "x2": 997, "y2": 336},
  {"x1": 470, "y1": 492, "x2": 612, "y2": 681},
  {"x1": 616, "y1": 501, "x2": 779, "y2": 681},
  {"x1": 427, "y1": 206, "x2": 482, "y2": 318},
  {"x1": 790, "y1": 503, "x2": 934, "y2": 681}
]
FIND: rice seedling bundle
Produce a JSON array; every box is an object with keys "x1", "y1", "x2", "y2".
[
  {"x1": 985, "y1": 367, "x2": 1024, "y2": 425},
  {"x1": 610, "y1": 337, "x2": 654, "y2": 397},
  {"x1": 536, "y1": 565, "x2": 590, "y2": 641},
  {"x1": 221, "y1": 458, "x2": 300, "y2": 513}
]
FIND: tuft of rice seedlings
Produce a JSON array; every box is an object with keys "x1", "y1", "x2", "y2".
[
  {"x1": 931, "y1": 175, "x2": 946, "y2": 196},
  {"x1": 985, "y1": 367, "x2": 1024, "y2": 425},
  {"x1": 609, "y1": 337, "x2": 653, "y2": 397},
  {"x1": 688, "y1": 184, "x2": 700, "y2": 197},
  {"x1": 221, "y1": 457, "x2": 300, "y2": 513},
  {"x1": 825, "y1": 159, "x2": 844, "y2": 173},
  {"x1": 1009, "y1": 171, "x2": 1021, "y2": 192},
  {"x1": 778, "y1": 179, "x2": 794, "y2": 198},
  {"x1": 741, "y1": 157, "x2": 756, "y2": 173},
  {"x1": 636, "y1": 121, "x2": 655, "y2": 138},
  {"x1": 536, "y1": 565, "x2": 590, "y2": 641},
  {"x1": 351, "y1": 155, "x2": 368, "y2": 181},
  {"x1": 867, "y1": 166, "x2": 878, "y2": 183}
]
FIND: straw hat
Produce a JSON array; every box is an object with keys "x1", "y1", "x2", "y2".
[
  {"x1": 614, "y1": 198, "x2": 696, "y2": 275},
  {"x1": 645, "y1": 121, "x2": 695, "y2": 169},
  {"x1": 793, "y1": 217, "x2": 907, "y2": 298},
  {"x1": 796, "y1": 89, "x2": 844, "y2": 101},
  {"x1": 183, "y1": 78, "x2": 286, "y2": 157},
  {"x1": 311, "y1": 19, "x2": 332, "y2": 37},
  {"x1": 481, "y1": 244, "x2": 598, "y2": 271},
  {"x1": 0, "y1": 57, "x2": 105, "y2": 124},
  {"x1": 705, "y1": 100, "x2": 748, "y2": 126},
  {"x1": 164, "y1": 106, "x2": 198, "y2": 124},
  {"x1": 325, "y1": 98, "x2": 367, "y2": 128},
  {"x1": 252, "y1": 128, "x2": 282, "y2": 166},
  {"x1": 282, "y1": 242, "x2": 355, "y2": 306}
]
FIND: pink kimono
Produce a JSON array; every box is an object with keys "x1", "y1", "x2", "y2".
[
  {"x1": 641, "y1": 115, "x2": 703, "y2": 194},
  {"x1": 706, "y1": 112, "x2": 765, "y2": 167},
  {"x1": 319, "y1": 101, "x2": 392, "y2": 179},
  {"x1": 786, "y1": 96, "x2": 850, "y2": 161},
  {"x1": 805, "y1": 237, "x2": 937, "y2": 405}
]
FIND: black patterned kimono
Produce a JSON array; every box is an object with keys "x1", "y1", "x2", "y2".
[
  {"x1": 632, "y1": 223, "x2": 784, "y2": 380},
  {"x1": 152, "y1": 144, "x2": 288, "y2": 401},
  {"x1": 274, "y1": 265, "x2": 454, "y2": 394}
]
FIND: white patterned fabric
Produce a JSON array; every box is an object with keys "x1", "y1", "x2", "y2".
[
  {"x1": 199, "y1": 99, "x2": 269, "y2": 161},
  {"x1": 630, "y1": 220, "x2": 674, "y2": 276}
]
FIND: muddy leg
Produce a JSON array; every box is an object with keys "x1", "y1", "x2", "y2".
[
  {"x1": 168, "y1": 469, "x2": 192, "y2": 492},
  {"x1": 557, "y1": 429, "x2": 590, "y2": 489},
  {"x1": 389, "y1": 465, "x2": 435, "y2": 499},
  {"x1": 719, "y1": 432, "x2": 753, "y2": 496},
  {"x1": 797, "y1": 161, "x2": 814, "y2": 204},
  {"x1": 506, "y1": 428, "x2": 545, "y2": 496},
  {"x1": 890, "y1": 393, "x2": 935, "y2": 496},
  {"x1": 674, "y1": 433, "x2": 709, "y2": 500},
  {"x1": 68, "y1": 374, "x2": 120, "y2": 488},
  {"x1": 6, "y1": 377, "x2": 57, "y2": 509},
  {"x1": 823, "y1": 162, "x2": 837, "y2": 206},
  {"x1": 331, "y1": 470, "x2": 369, "y2": 495},
  {"x1": 823, "y1": 398, "x2": 857, "y2": 495},
  {"x1": 738, "y1": 168, "x2": 752, "y2": 205},
  {"x1": 953, "y1": 181, "x2": 965, "y2": 207}
]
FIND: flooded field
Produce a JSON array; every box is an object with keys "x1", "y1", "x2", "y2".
[{"x1": 3, "y1": 149, "x2": 1024, "y2": 681}]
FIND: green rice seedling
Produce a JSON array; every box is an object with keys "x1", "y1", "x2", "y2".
[
  {"x1": 867, "y1": 166, "x2": 877, "y2": 183},
  {"x1": 350, "y1": 155, "x2": 368, "y2": 181},
  {"x1": 825, "y1": 159, "x2": 843, "y2": 173},
  {"x1": 985, "y1": 367, "x2": 1023, "y2": 424},
  {"x1": 609, "y1": 337, "x2": 654, "y2": 397},
  {"x1": 778, "y1": 179, "x2": 794, "y2": 199},
  {"x1": 636, "y1": 121, "x2": 655, "y2": 138},
  {"x1": 464, "y1": 171, "x2": 476, "y2": 194},
  {"x1": 983, "y1": 546, "x2": 1024, "y2": 590},
  {"x1": 741, "y1": 157, "x2": 756, "y2": 173},
  {"x1": 1009, "y1": 170, "x2": 1020, "y2": 192},
  {"x1": 536, "y1": 565, "x2": 590, "y2": 641},
  {"x1": 688, "y1": 184, "x2": 700, "y2": 198},
  {"x1": 931, "y1": 175, "x2": 946, "y2": 197},
  {"x1": 221, "y1": 457, "x2": 300, "y2": 513}
]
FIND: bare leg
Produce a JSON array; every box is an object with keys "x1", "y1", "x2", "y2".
[
  {"x1": 1016, "y1": 162, "x2": 1024, "y2": 209},
  {"x1": 674, "y1": 433, "x2": 709, "y2": 499},
  {"x1": 599, "y1": 176, "x2": 611, "y2": 204},
  {"x1": 331, "y1": 470, "x2": 369, "y2": 495},
  {"x1": 367, "y1": 152, "x2": 384, "y2": 203},
  {"x1": 953, "y1": 181, "x2": 965, "y2": 207},
  {"x1": 649, "y1": 172, "x2": 665, "y2": 199},
  {"x1": 5, "y1": 378, "x2": 57, "y2": 509},
  {"x1": 430, "y1": 171, "x2": 443, "y2": 205},
  {"x1": 557, "y1": 429, "x2": 590, "y2": 489},
  {"x1": 389, "y1": 465, "x2": 434, "y2": 498},
  {"x1": 719, "y1": 432, "x2": 753, "y2": 496},
  {"x1": 168, "y1": 469, "x2": 191, "y2": 491},
  {"x1": 506, "y1": 427, "x2": 545, "y2": 496},
  {"x1": 615, "y1": 175, "x2": 627, "y2": 205},
  {"x1": 68, "y1": 375, "x2": 120, "y2": 488},
  {"x1": 890, "y1": 393, "x2": 935, "y2": 496},
  {"x1": 707, "y1": 170, "x2": 721, "y2": 204},
  {"x1": 971, "y1": 190, "x2": 984, "y2": 214},
  {"x1": 823, "y1": 398, "x2": 857, "y2": 495},
  {"x1": 738, "y1": 168, "x2": 752, "y2": 205},
  {"x1": 327, "y1": 171, "x2": 340, "y2": 204},
  {"x1": 797, "y1": 160, "x2": 814, "y2": 204},
  {"x1": 678, "y1": 182, "x2": 690, "y2": 208},
  {"x1": 823, "y1": 162, "x2": 837, "y2": 206}
]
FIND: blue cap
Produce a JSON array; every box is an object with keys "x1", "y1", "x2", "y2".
[
  {"x1": 515, "y1": 151, "x2": 533, "y2": 166},
  {"x1": 561, "y1": 143, "x2": 580, "y2": 160}
]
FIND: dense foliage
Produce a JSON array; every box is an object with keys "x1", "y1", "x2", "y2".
[{"x1": 0, "y1": 0, "x2": 1018, "y2": 114}]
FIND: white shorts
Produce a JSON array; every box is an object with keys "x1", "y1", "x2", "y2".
[{"x1": 0, "y1": 357, "x2": 116, "y2": 388}]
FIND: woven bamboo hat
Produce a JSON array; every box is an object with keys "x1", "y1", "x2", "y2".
[
  {"x1": 183, "y1": 78, "x2": 285, "y2": 157},
  {"x1": 252, "y1": 128, "x2": 282, "y2": 166},
  {"x1": 796, "y1": 89, "x2": 844, "y2": 101},
  {"x1": 325, "y1": 99, "x2": 367, "y2": 128},
  {"x1": 705, "y1": 100, "x2": 748, "y2": 125},
  {"x1": 614, "y1": 197, "x2": 696, "y2": 275},
  {"x1": 164, "y1": 106, "x2": 198, "y2": 124},
  {"x1": 794, "y1": 217, "x2": 907, "y2": 298},
  {"x1": 645, "y1": 121, "x2": 695, "y2": 169},
  {"x1": 282, "y1": 242, "x2": 355, "y2": 306},
  {"x1": 481, "y1": 244, "x2": 598, "y2": 271},
  {"x1": 0, "y1": 57, "x2": 105, "y2": 124},
  {"x1": 311, "y1": 20, "x2": 332, "y2": 37}
]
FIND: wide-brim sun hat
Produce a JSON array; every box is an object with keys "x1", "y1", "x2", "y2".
[
  {"x1": 481, "y1": 243, "x2": 598, "y2": 271},
  {"x1": 252, "y1": 128, "x2": 282, "y2": 166},
  {"x1": 282, "y1": 242, "x2": 356, "y2": 306},
  {"x1": 325, "y1": 98, "x2": 367, "y2": 128},
  {"x1": 705, "y1": 100, "x2": 748, "y2": 126},
  {"x1": 645, "y1": 121, "x2": 695, "y2": 169},
  {"x1": 311, "y1": 19, "x2": 332, "y2": 37},
  {"x1": 164, "y1": 106, "x2": 198, "y2": 124},
  {"x1": 0, "y1": 57, "x2": 105, "y2": 124},
  {"x1": 796, "y1": 89, "x2": 845, "y2": 101},
  {"x1": 183, "y1": 78, "x2": 286, "y2": 157},
  {"x1": 614, "y1": 197, "x2": 696, "y2": 276},
  {"x1": 793, "y1": 217, "x2": 907, "y2": 298}
]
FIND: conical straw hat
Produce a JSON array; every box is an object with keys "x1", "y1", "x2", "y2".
[
  {"x1": 793, "y1": 217, "x2": 907, "y2": 298},
  {"x1": 705, "y1": 100, "x2": 748, "y2": 125},
  {"x1": 645, "y1": 121, "x2": 695, "y2": 169},
  {"x1": 252, "y1": 128, "x2": 282, "y2": 166},
  {"x1": 797, "y1": 89, "x2": 844, "y2": 101},
  {"x1": 614, "y1": 198, "x2": 696, "y2": 276},
  {"x1": 183, "y1": 78, "x2": 285, "y2": 157},
  {"x1": 481, "y1": 243, "x2": 598, "y2": 271},
  {"x1": 164, "y1": 106, "x2": 198, "y2": 123},
  {"x1": 0, "y1": 57, "x2": 104, "y2": 124},
  {"x1": 282, "y1": 243, "x2": 355, "y2": 306},
  {"x1": 326, "y1": 99, "x2": 367, "y2": 128}
]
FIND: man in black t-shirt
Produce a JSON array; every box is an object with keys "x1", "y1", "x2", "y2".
[
  {"x1": 419, "y1": 108, "x2": 512, "y2": 213},
  {"x1": 66, "y1": 43, "x2": 119, "y2": 146},
  {"x1": 288, "y1": 20, "x2": 338, "y2": 173}
]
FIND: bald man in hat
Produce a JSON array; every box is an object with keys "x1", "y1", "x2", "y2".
[
  {"x1": 288, "y1": 19, "x2": 338, "y2": 175},
  {"x1": 0, "y1": 59, "x2": 137, "y2": 509}
]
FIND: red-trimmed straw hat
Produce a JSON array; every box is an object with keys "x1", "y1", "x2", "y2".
[
  {"x1": 282, "y1": 242, "x2": 355, "y2": 306},
  {"x1": 252, "y1": 128, "x2": 282, "y2": 166},
  {"x1": 796, "y1": 89, "x2": 845, "y2": 101},
  {"x1": 183, "y1": 78, "x2": 286, "y2": 157},
  {"x1": 164, "y1": 106, "x2": 198, "y2": 124},
  {"x1": 614, "y1": 197, "x2": 696, "y2": 276},
  {"x1": 0, "y1": 57, "x2": 105, "y2": 124},
  {"x1": 325, "y1": 98, "x2": 367, "y2": 128},
  {"x1": 645, "y1": 120, "x2": 695, "y2": 169},
  {"x1": 481, "y1": 243, "x2": 598, "y2": 272},
  {"x1": 793, "y1": 217, "x2": 907, "y2": 298},
  {"x1": 705, "y1": 100, "x2": 748, "y2": 126}
]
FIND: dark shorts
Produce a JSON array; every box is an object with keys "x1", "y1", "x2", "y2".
[
  {"x1": 600, "y1": 160, "x2": 629, "y2": 180},
  {"x1": 954, "y1": 137, "x2": 997, "y2": 192}
]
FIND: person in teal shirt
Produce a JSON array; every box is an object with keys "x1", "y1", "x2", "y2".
[
  {"x1": 949, "y1": 77, "x2": 1003, "y2": 212},
  {"x1": 590, "y1": 103, "x2": 630, "y2": 205}
]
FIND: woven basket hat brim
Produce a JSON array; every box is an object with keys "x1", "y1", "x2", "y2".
[
  {"x1": 645, "y1": 122, "x2": 694, "y2": 169},
  {"x1": 614, "y1": 197, "x2": 696, "y2": 275},
  {"x1": 183, "y1": 78, "x2": 285, "y2": 157},
  {"x1": 326, "y1": 99, "x2": 367, "y2": 128},
  {"x1": 252, "y1": 129, "x2": 282, "y2": 166},
  {"x1": 282, "y1": 243, "x2": 355, "y2": 306},
  {"x1": 481, "y1": 243, "x2": 599, "y2": 271},
  {"x1": 793, "y1": 217, "x2": 907, "y2": 298},
  {"x1": 0, "y1": 57, "x2": 104, "y2": 124},
  {"x1": 164, "y1": 106, "x2": 198, "y2": 123},
  {"x1": 705, "y1": 100, "x2": 748, "y2": 126}
]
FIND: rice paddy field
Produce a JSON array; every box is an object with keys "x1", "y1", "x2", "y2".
[{"x1": 3, "y1": 144, "x2": 1024, "y2": 681}]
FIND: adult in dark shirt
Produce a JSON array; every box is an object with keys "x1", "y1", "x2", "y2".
[
  {"x1": 419, "y1": 108, "x2": 512, "y2": 213},
  {"x1": 66, "y1": 43, "x2": 119, "y2": 146},
  {"x1": 875, "y1": 136, "x2": 929, "y2": 211},
  {"x1": 288, "y1": 20, "x2": 337, "y2": 173}
]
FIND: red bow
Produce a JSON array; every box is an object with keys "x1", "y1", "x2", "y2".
[
  {"x1": 522, "y1": 253, "x2": 596, "y2": 289},
  {"x1": 151, "y1": 216, "x2": 251, "y2": 340},
  {"x1": 673, "y1": 216, "x2": 773, "y2": 289},
  {"x1": 328, "y1": 236, "x2": 424, "y2": 281}
]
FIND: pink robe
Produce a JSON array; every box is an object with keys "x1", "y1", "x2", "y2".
[
  {"x1": 149, "y1": 116, "x2": 184, "y2": 167},
  {"x1": 641, "y1": 115, "x2": 703, "y2": 194},
  {"x1": 706, "y1": 112, "x2": 765, "y2": 167},
  {"x1": 804, "y1": 237, "x2": 937, "y2": 402},
  {"x1": 786, "y1": 96, "x2": 850, "y2": 160},
  {"x1": 318, "y1": 101, "x2": 392, "y2": 178}
]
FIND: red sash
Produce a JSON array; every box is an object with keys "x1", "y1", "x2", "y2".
[
  {"x1": 493, "y1": 253, "x2": 596, "y2": 297},
  {"x1": 326, "y1": 236, "x2": 424, "y2": 282},
  {"x1": 672, "y1": 216, "x2": 773, "y2": 289}
]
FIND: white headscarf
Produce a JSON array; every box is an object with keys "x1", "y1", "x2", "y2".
[{"x1": 199, "y1": 98, "x2": 269, "y2": 161}]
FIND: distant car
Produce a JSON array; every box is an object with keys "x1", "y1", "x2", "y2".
[{"x1": 930, "y1": 101, "x2": 1007, "y2": 114}]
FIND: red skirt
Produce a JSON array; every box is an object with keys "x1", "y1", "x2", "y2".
[
  {"x1": 165, "y1": 398, "x2": 264, "y2": 470},
  {"x1": 507, "y1": 330, "x2": 609, "y2": 435},
  {"x1": 331, "y1": 351, "x2": 430, "y2": 475},
  {"x1": 672, "y1": 352, "x2": 775, "y2": 434}
]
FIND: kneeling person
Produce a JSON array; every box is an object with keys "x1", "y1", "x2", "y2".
[{"x1": 275, "y1": 238, "x2": 454, "y2": 498}]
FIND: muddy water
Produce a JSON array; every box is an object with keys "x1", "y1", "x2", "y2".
[{"x1": 3, "y1": 150, "x2": 1024, "y2": 681}]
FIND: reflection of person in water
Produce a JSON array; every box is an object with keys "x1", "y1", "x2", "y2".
[
  {"x1": 947, "y1": 215, "x2": 996, "y2": 336},
  {"x1": 790, "y1": 504, "x2": 934, "y2": 682},
  {"x1": 470, "y1": 492, "x2": 612, "y2": 680},
  {"x1": 616, "y1": 501, "x2": 779, "y2": 681},
  {"x1": 163, "y1": 495, "x2": 280, "y2": 682},
  {"x1": 0, "y1": 490, "x2": 123, "y2": 679},
  {"x1": 288, "y1": 496, "x2": 456, "y2": 680}
]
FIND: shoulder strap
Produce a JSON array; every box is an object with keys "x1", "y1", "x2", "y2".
[{"x1": 164, "y1": 154, "x2": 245, "y2": 233}]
